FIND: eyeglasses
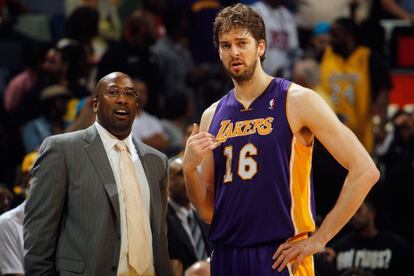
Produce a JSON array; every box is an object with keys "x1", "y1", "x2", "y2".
[{"x1": 104, "y1": 86, "x2": 139, "y2": 101}]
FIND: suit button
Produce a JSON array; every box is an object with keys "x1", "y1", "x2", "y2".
[{"x1": 112, "y1": 265, "x2": 117, "y2": 272}]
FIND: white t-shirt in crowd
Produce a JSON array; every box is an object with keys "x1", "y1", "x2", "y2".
[
  {"x1": 132, "y1": 111, "x2": 166, "y2": 141},
  {"x1": 250, "y1": 1, "x2": 299, "y2": 75},
  {"x1": 0, "y1": 202, "x2": 25, "y2": 275}
]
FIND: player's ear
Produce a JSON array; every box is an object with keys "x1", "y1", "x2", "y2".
[{"x1": 257, "y1": 39, "x2": 265, "y2": 58}]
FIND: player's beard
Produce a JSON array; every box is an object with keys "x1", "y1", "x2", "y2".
[{"x1": 225, "y1": 58, "x2": 257, "y2": 84}]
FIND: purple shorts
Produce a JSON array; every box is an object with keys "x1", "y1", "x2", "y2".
[{"x1": 210, "y1": 242, "x2": 315, "y2": 276}]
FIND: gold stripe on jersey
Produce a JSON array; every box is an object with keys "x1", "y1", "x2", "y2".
[
  {"x1": 287, "y1": 254, "x2": 315, "y2": 276},
  {"x1": 289, "y1": 137, "x2": 315, "y2": 236},
  {"x1": 287, "y1": 234, "x2": 316, "y2": 275}
]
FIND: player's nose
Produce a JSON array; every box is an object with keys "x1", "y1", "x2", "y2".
[{"x1": 230, "y1": 45, "x2": 240, "y2": 57}]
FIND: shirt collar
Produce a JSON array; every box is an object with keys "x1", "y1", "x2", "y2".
[
  {"x1": 94, "y1": 121, "x2": 134, "y2": 154},
  {"x1": 169, "y1": 198, "x2": 192, "y2": 219}
]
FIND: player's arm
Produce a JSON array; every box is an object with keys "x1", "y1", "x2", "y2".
[
  {"x1": 182, "y1": 103, "x2": 219, "y2": 223},
  {"x1": 273, "y1": 84, "x2": 379, "y2": 273}
]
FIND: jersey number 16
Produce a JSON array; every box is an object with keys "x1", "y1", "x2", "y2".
[{"x1": 223, "y1": 143, "x2": 258, "y2": 183}]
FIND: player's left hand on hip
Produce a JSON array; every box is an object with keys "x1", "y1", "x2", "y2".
[{"x1": 271, "y1": 236, "x2": 323, "y2": 273}]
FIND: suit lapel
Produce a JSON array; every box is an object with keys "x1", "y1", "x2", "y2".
[
  {"x1": 168, "y1": 205, "x2": 197, "y2": 257},
  {"x1": 83, "y1": 125, "x2": 120, "y2": 223}
]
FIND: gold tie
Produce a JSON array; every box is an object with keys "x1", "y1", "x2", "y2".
[{"x1": 115, "y1": 142, "x2": 152, "y2": 275}]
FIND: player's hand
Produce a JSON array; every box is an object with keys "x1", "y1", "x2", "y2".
[
  {"x1": 182, "y1": 123, "x2": 220, "y2": 171},
  {"x1": 272, "y1": 235, "x2": 325, "y2": 273}
]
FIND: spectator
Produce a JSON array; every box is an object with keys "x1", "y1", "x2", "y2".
[
  {"x1": 376, "y1": 109, "x2": 414, "y2": 242},
  {"x1": 65, "y1": 0, "x2": 122, "y2": 42},
  {"x1": 304, "y1": 22, "x2": 331, "y2": 62},
  {"x1": 167, "y1": 157, "x2": 211, "y2": 275},
  {"x1": 320, "y1": 17, "x2": 392, "y2": 153},
  {"x1": 57, "y1": 6, "x2": 98, "y2": 92},
  {"x1": 3, "y1": 43, "x2": 47, "y2": 114},
  {"x1": 58, "y1": 43, "x2": 93, "y2": 99},
  {"x1": 131, "y1": 79, "x2": 169, "y2": 151},
  {"x1": 98, "y1": 10, "x2": 164, "y2": 116},
  {"x1": 6, "y1": 46, "x2": 67, "y2": 125},
  {"x1": 294, "y1": 0, "x2": 371, "y2": 48},
  {"x1": 175, "y1": 123, "x2": 193, "y2": 159},
  {"x1": 64, "y1": 95, "x2": 96, "y2": 132},
  {"x1": 152, "y1": 6, "x2": 194, "y2": 96},
  {"x1": 0, "y1": 151, "x2": 37, "y2": 276},
  {"x1": 250, "y1": 0, "x2": 300, "y2": 77},
  {"x1": 161, "y1": 93, "x2": 194, "y2": 157},
  {"x1": 9, "y1": 151, "x2": 38, "y2": 209},
  {"x1": 13, "y1": 45, "x2": 91, "y2": 126},
  {"x1": 58, "y1": 5, "x2": 99, "y2": 47},
  {"x1": 41, "y1": 47, "x2": 68, "y2": 86},
  {"x1": 292, "y1": 57, "x2": 331, "y2": 106},
  {"x1": 22, "y1": 84, "x2": 71, "y2": 153},
  {"x1": 330, "y1": 198, "x2": 412, "y2": 275},
  {"x1": 0, "y1": 197, "x2": 24, "y2": 276}
]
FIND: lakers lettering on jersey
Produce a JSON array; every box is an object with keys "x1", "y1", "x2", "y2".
[{"x1": 216, "y1": 117, "x2": 274, "y2": 143}]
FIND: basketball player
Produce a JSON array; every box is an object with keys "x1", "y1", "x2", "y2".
[{"x1": 182, "y1": 4, "x2": 379, "y2": 276}]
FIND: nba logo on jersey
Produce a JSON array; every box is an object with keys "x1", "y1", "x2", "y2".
[{"x1": 268, "y1": 98, "x2": 275, "y2": 110}]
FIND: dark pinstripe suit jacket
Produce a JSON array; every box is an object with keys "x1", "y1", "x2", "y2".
[{"x1": 24, "y1": 125, "x2": 171, "y2": 276}]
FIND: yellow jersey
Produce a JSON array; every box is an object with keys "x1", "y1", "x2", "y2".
[{"x1": 320, "y1": 46, "x2": 373, "y2": 153}]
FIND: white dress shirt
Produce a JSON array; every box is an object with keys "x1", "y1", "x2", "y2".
[{"x1": 94, "y1": 121, "x2": 153, "y2": 275}]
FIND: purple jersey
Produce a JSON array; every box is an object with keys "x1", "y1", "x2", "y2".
[{"x1": 208, "y1": 78, "x2": 315, "y2": 247}]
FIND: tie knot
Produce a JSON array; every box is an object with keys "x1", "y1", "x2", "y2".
[{"x1": 115, "y1": 142, "x2": 127, "y2": 153}]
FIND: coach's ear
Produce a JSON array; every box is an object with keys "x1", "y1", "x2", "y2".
[{"x1": 92, "y1": 96, "x2": 98, "y2": 112}]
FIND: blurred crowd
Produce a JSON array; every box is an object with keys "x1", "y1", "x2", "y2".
[{"x1": 1, "y1": 0, "x2": 414, "y2": 275}]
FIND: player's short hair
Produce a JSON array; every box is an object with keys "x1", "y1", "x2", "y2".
[{"x1": 213, "y1": 3, "x2": 266, "y2": 60}]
